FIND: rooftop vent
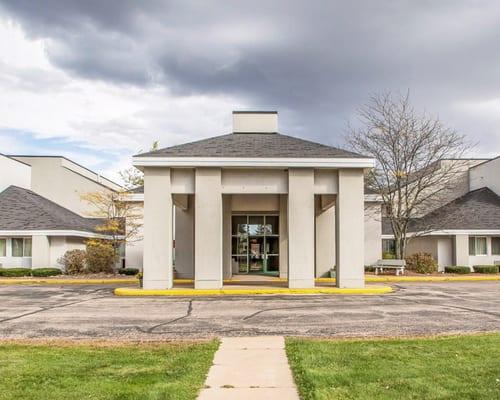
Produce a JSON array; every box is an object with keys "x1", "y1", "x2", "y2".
[{"x1": 232, "y1": 111, "x2": 278, "y2": 133}]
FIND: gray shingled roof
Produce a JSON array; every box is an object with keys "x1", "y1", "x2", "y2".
[
  {"x1": 135, "y1": 133, "x2": 367, "y2": 158},
  {"x1": 382, "y1": 187, "x2": 500, "y2": 235},
  {"x1": 0, "y1": 186, "x2": 105, "y2": 233}
]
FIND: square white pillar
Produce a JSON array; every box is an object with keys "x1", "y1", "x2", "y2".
[
  {"x1": 195, "y1": 168, "x2": 223, "y2": 289},
  {"x1": 288, "y1": 168, "x2": 315, "y2": 288},
  {"x1": 32, "y1": 235, "x2": 50, "y2": 268},
  {"x1": 143, "y1": 167, "x2": 173, "y2": 289},
  {"x1": 454, "y1": 234, "x2": 469, "y2": 266},
  {"x1": 336, "y1": 169, "x2": 365, "y2": 288},
  {"x1": 222, "y1": 195, "x2": 232, "y2": 280},
  {"x1": 279, "y1": 194, "x2": 288, "y2": 279}
]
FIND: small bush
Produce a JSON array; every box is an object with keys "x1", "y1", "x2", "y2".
[
  {"x1": 0, "y1": 268, "x2": 32, "y2": 277},
  {"x1": 365, "y1": 265, "x2": 375, "y2": 272},
  {"x1": 382, "y1": 252, "x2": 395, "y2": 260},
  {"x1": 58, "y1": 249, "x2": 87, "y2": 275},
  {"x1": 31, "y1": 268, "x2": 63, "y2": 277},
  {"x1": 86, "y1": 240, "x2": 116, "y2": 273},
  {"x1": 473, "y1": 265, "x2": 499, "y2": 274},
  {"x1": 118, "y1": 268, "x2": 139, "y2": 275},
  {"x1": 405, "y1": 252, "x2": 437, "y2": 274},
  {"x1": 444, "y1": 266, "x2": 471, "y2": 274}
]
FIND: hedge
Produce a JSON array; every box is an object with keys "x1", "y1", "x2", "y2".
[
  {"x1": 473, "y1": 265, "x2": 499, "y2": 274},
  {"x1": 118, "y1": 268, "x2": 140, "y2": 276},
  {"x1": 0, "y1": 268, "x2": 32, "y2": 277},
  {"x1": 444, "y1": 266, "x2": 471, "y2": 274},
  {"x1": 31, "y1": 268, "x2": 63, "y2": 277}
]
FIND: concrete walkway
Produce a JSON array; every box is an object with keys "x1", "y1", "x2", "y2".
[{"x1": 197, "y1": 336, "x2": 300, "y2": 399}]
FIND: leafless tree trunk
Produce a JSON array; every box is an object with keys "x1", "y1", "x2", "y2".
[{"x1": 347, "y1": 91, "x2": 470, "y2": 259}]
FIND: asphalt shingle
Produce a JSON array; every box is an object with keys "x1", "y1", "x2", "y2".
[
  {"x1": 0, "y1": 186, "x2": 105, "y2": 233},
  {"x1": 135, "y1": 132, "x2": 367, "y2": 158},
  {"x1": 382, "y1": 187, "x2": 500, "y2": 234}
]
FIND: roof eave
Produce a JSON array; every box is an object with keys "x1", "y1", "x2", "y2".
[{"x1": 133, "y1": 156, "x2": 376, "y2": 169}]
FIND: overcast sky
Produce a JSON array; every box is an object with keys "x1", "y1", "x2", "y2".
[{"x1": 1, "y1": 0, "x2": 499, "y2": 182}]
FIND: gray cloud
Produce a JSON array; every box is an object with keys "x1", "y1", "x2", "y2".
[{"x1": 1, "y1": 0, "x2": 500, "y2": 152}]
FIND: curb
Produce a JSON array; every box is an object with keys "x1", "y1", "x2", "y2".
[
  {"x1": 114, "y1": 285, "x2": 393, "y2": 296},
  {"x1": 0, "y1": 278, "x2": 137, "y2": 285}
]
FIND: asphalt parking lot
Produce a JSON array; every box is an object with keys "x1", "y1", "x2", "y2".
[{"x1": 0, "y1": 282, "x2": 499, "y2": 340}]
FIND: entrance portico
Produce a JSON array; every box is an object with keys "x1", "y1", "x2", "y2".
[{"x1": 134, "y1": 111, "x2": 374, "y2": 290}]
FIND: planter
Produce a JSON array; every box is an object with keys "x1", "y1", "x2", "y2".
[{"x1": 330, "y1": 269, "x2": 336, "y2": 279}]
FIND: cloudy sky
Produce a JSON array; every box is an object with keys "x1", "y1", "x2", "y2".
[{"x1": 1, "y1": 0, "x2": 500, "y2": 182}]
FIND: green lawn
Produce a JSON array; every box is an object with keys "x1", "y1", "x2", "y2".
[
  {"x1": 0, "y1": 341, "x2": 218, "y2": 400},
  {"x1": 286, "y1": 334, "x2": 500, "y2": 400}
]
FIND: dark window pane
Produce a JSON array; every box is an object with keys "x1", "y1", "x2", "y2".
[
  {"x1": 232, "y1": 216, "x2": 247, "y2": 235},
  {"x1": 265, "y1": 216, "x2": 279, "y2": 235},
  {"x1": 469, "y1": 236, "x2": 476, "y2": 256},
  {"x1": 267, "y1": 255, "x2": 279, "y2": 271},
  {"x1": 492, "y1": 237, "x2": 500, "y2": 255},
  {"x1": 266, "y1": 237, "x2": 279, "y2": 255}
]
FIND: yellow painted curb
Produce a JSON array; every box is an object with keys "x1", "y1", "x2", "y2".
[
  {"x1": 316, "y1": 276, "x2": 500, "y2": 283},
  {"x1": 0, "y1": 278, "x2": 137, "y2": 285},
  {"x1": 114, "y1": 285, "x2": 393, "y2": 296},
  {"x1": 365, "y1": 276, "x2": 500, "y2": 282}
]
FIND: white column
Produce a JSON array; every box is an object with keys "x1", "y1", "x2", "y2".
[
  {"x1": 279, "y1": 194, "x2": 288, "y2": 279},
  {"x1": 288, "y1": 168, "x2": 315, "y2": 288},
  {"x1": 222, "y1": 195, "x2": 232, "y2": 280},
  {"x1": 195, "y1": 168, "x2": 223, "y2": 289},
  {"x1": 143, "y1": 167, "x2": 173, "y2": 289},
  {"x1": 336, "y1": 169, "x2": 365, "y2": 288},
  {"x1": 454, "y1": 234, "x2": 469, "y2": 266},
  {"x1": 31, "y1": 235, "x2": 50, "y2": 268}
]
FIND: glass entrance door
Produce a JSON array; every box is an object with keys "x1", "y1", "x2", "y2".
[{"x1": 231, "y1": 215, "x2": 279, "y2": 275}]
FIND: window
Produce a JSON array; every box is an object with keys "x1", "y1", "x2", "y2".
[
  {"x1": 469, "y1": 236, "x2": 487, "y2": 256},
  {"x1": 12, "y1": 238, "x2": 32, "y2": 257},
  {"x1": 382, "y1": 239, "x2": 396, "y2": 255},
  {"x1": 492, "y1": 237, "x2": 500, "y2": 255},
  {"x1": 0, "y1": 239, "x2": 5, "y2": 257}
]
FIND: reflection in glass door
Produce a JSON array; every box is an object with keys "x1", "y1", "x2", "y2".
[{"x1": 231, "y1": 215, "x2": 279, "y2": 275}]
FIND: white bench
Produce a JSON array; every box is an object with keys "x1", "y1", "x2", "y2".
[{"x1": 374, "y1": 259, "x2": 406, "y2": 276}]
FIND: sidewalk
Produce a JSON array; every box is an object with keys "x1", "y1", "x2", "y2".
[{"x1": 197, "y1": 336, "x2": 299, "y2": 400}]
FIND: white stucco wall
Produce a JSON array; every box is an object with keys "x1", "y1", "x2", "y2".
[
  {"x1": 0, "y1": 154, "x2": 31, "y2": 192},
  {"x1": 469, "y1": 157, "x2": 500, "y2": 195},
  {"x1": 11, "y1": 156, "x2": 118, "y2": 216},
  {"x1": 0, "y1": 235, "x2": 86, "y2": 269}
]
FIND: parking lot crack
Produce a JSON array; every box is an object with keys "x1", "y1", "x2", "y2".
[{"x1": 136, "y1": 299, "x2": 194, "y2": 334}]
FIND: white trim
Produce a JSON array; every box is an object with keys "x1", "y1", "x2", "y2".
[
  {"x1": 0, "y1": 230, "x2": 116, "y2": 239},
  {"x1": 133, "y1": 156, "x2": 376, "y2": 169},
  {"x1": 382, "y1": 229, "x2": 500, "y2": 239}
]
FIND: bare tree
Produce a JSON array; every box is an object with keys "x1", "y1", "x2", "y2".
[{"x1": 347, "y1": 92, "x2": 470, "y2": 259}]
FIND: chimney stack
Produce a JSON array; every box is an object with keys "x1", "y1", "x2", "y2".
[{"x1": 232, "y1": 111, "x2": 278, "y2": 133}]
